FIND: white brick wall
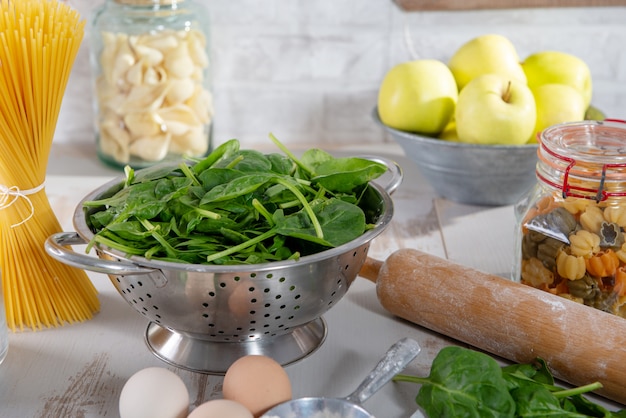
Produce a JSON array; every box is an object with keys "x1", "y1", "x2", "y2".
[{"x1": 57, "y1": 0, "x2": 626, "y2": 150}]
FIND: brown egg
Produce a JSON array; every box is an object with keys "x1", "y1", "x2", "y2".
[
  {"x1": 187, "y1": 399, "x2": 253, "y2": 418},
  {"x1": 223, "y1": 355, "x2": 292, "y2": 417}
]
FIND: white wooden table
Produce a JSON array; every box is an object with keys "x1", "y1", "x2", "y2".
[{"x1": 0, "y1": 147, "x2": 622, "y2": 417}]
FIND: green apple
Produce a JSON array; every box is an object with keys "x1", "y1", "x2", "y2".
[
  {"x1": 448, "y1": 34, "x2": 527, "y2": 91},
  {"x1": 585, "y1": 104, "x2": 605, "y2": 121},
  {"x1": 377, "y1": 59, "x2": 458, "y2": 135},
  {"x1": 438, "y1": 118, "x2": 459, "y2": 141},
  {"x1": 522, "y1": 51, "x2": 592, "y2": 109},
  {"x1": 455, "y1": 74, "x2": 536, "y2": 145},
  {"x1": 528, "y1": 83, "x2": 586, "y2": 143}
]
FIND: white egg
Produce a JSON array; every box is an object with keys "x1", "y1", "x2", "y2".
[
  {"x1": 188, "y1": 399, "x2": 253, "y2": 418},
  {"x1": 119, "y1": 367, "x2": 190, "y2": 418}
]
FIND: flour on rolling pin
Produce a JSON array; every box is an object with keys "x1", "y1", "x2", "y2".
[{"x1": 360, "y1": 248, "x2": 626, "y2": 405}]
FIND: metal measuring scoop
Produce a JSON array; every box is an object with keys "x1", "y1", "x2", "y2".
[{"x1": 260, "y1": 337, "x2": 421, "y2": 418}]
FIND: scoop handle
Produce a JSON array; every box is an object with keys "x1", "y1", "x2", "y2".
[{"x1": 343, "y1": 337, "x2": 421, "y2": 405}]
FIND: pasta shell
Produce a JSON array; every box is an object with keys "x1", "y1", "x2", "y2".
[
  {"x1": 122, "y1": 84, "x2": 168, "y2": 112},
  {"x1": 158, "y1": 104, "x2": 200, "y2": 136},
  {"x1": 170, "y1": 125, "x2": 208, "y2": 155},
  {"x1": 128, "y1": 34, "x2": 140, "y2": 49},
  {"x1": 188, "y1": 30, "x2": 209, "y2": 68},
  {"x1": 187, "y1": 86, "x2": 213, "y2": 124},
  {"x1": 165, "y1": 78, "x2": 196, "y2": 104},
  {"x1": 96, "y1": 28, "x2": 212, "y2": 164},
  {"x1": 163, "y1": 41, "x2": 195, "y2": 79},
  {"x1": 129, "y1": 133, "x2": 172, "y2": 162},
  {"x1": 142, "y1": 32, "x2": 179, "y2": 51},
  {"x1": 144, "y1": 65, "x2": 168, "y2": 85},
  {"x1": 111, "y1": 52, "x2": 135, "y2": 87},
  {"x1": 190, "y1": 67, "x2": 205, "y2": 81},
  {"x1": 99, "y1": 117, "x2": 131, "y2": 163},
  {"x1": 100, "y1": 32, "x2": 121, "y2": 84},
  {"x1": 134, "y1": 44, "x2": 164, "y2": 66},
  {"x1": 124, "y1": 112, "x2": 165, "y2": 137},
  {"x1": 125, "y1": 60, "x2": 144, "y2": 85}
]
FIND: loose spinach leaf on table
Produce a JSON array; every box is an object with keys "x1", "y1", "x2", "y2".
[
  {"x1": 394, "y1": 346, "x2": 625, "y2": 418},
  {"x1": 394, "y1": 346, "x2": 516, "y2": 418},
  {"x1": 83, "y1": 135, "x2": 387, "y2": 265}
]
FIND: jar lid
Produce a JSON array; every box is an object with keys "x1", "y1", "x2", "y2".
[{"x1": 537, "y1": 120, "x2": 626, "y2": 201}]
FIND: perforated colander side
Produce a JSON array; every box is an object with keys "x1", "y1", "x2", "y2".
[
  {"x1": 109, "y1": 242, "x2": 370, "y2": 342},
  {"x1": 114, "y1": 275, "x2": 164, "y2": 324}
]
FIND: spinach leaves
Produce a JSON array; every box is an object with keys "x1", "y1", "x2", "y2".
[
  {"x1": 394, "y1": 346, "x2": 626, "y2": 418},
  {"x1": 83, "y1": 135, "x2": 387, "y2": 265}
]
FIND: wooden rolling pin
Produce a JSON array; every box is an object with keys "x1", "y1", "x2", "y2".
[{"x1": 359, "y1": 248, "x2": 626, "y2": 405}]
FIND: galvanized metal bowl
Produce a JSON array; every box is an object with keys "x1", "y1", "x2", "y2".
[
  {"x1": 45, "y1": 157, "x2": 400, "y2": 374},
  {"x1": 374, "y1": 108, "x2": 538, "y2": 206}
]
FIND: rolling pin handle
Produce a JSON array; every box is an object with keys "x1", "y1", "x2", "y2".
[{"x1": 359, "y1": 257, "x2": 383, "y2": 283}]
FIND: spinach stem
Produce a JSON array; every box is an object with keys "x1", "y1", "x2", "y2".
[
  {"x1": 268, "y1": 132, "x2": 315, "y2": 177},
  {"x1": 124, "y1": 165, "x2": 135, "y2": 187},
  {"x1": 273, "y1": 177, "x2": 323, "y2": 239},
  {"x1": 279, "y1": 199, "x2": 300, "y2": 209},
  {"x1": 195, "y1": 207, "x2": 221, "y2": 220},
  {"x1": 226, "y1": 154, "x2": 244, "y2": 169},
  {"x1": 178, "y1": 162, "x2": 201, "y2": 186},
  {"x1": 252, "y1": 198, "x2": 274, "y2": 226},
  {"x1": 206, "y1": 229, "x2": 276, "y2": 263},
  {"x1": 139, "y1": 219, "x2": 178, "y2": 258},
  {"x1": 89, "y1": 234, "x2": 146, "y2": 255},
  {"x1": 551, "y1": 382, "x2": 603, "y2": 398},
  {"x1": 392, "y1": 374, "x2": 430, "y2": 385}
]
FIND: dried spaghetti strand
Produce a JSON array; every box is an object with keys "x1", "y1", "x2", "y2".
[{"x1": 0, "y1": 0, "x2": 99, "y2": 331}]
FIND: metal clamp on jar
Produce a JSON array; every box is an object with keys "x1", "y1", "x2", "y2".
[
  {"x1": 513, "y1": 120, "x2": 626, "y2": 318},
  {"x1": 89, "y1": 0, "x2": 213, "y2": 169}
]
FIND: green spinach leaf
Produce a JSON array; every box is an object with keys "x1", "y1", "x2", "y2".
[
  {"x1": 395, "y1": 346, "x2": 515, "y2": 418},
  {"x1": 84, "y1": 135, "x2": 387, "y2": 265},
  {"x1": 395, "y1": 346, "x2": 624, "y2": 418}
]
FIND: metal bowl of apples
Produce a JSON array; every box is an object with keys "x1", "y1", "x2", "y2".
[
  {"x1": 373, "y1": 107, "x2": 538, "y2": 206},
  {"x1": 374, "y1": 34, "x2": 599, "y2": 207}
]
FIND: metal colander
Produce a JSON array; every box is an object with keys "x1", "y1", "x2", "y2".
[{"x1": 46, "y1": 158, "x2": 400, "y2": 373}]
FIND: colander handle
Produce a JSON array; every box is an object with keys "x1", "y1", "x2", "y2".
[
  {"x1": 361, "y1": 155, "x2": 403, "y2": 195},
  {"x1": 45, "y1": 232, "x2": 156, "y2": 275}
]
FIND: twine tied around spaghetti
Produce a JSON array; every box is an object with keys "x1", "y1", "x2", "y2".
[{"x1": 0, "y1": 183, "x2": 45, "y2": 228}]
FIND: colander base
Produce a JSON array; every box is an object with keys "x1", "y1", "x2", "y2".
[{"x1": 144, "y1": 318, "x2": 327, "y2": 374}]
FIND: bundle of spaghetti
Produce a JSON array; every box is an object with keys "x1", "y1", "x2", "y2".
[{"x1": 0, "y1": 0, "x2": 99, "y2": 330}]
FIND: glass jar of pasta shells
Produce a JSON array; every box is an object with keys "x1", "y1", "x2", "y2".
[
  {"x1": 89, "y1": 0, "x2": 213, "y2": 169},
  {"x1": 513, "y1": 120, "x2": 626, "y2": 318}
]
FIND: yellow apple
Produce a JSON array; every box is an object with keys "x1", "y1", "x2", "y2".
[
  {"x1": 522, "y1": 51, "x2": 592, "y2": 109},
  {"x1": 528, "y1": 83, "x2": 586, "y2": 143},
  {"x1": 377, "y1": 59, "x2": 458, "y2": 135},
  {"x1": 448, "y1": 34, "x2": 527, "y2": 91},
  {"x1": 455, "y1": 74, "x2": 536, "y2": 145}
]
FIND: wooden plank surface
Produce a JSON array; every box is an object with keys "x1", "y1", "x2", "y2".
[
  {"x1": 435, "y1": 198, "x2": 516, "y2": 278},
  {"x1": 394, "y1": 0, "x2": 626, "y2": 11}
]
